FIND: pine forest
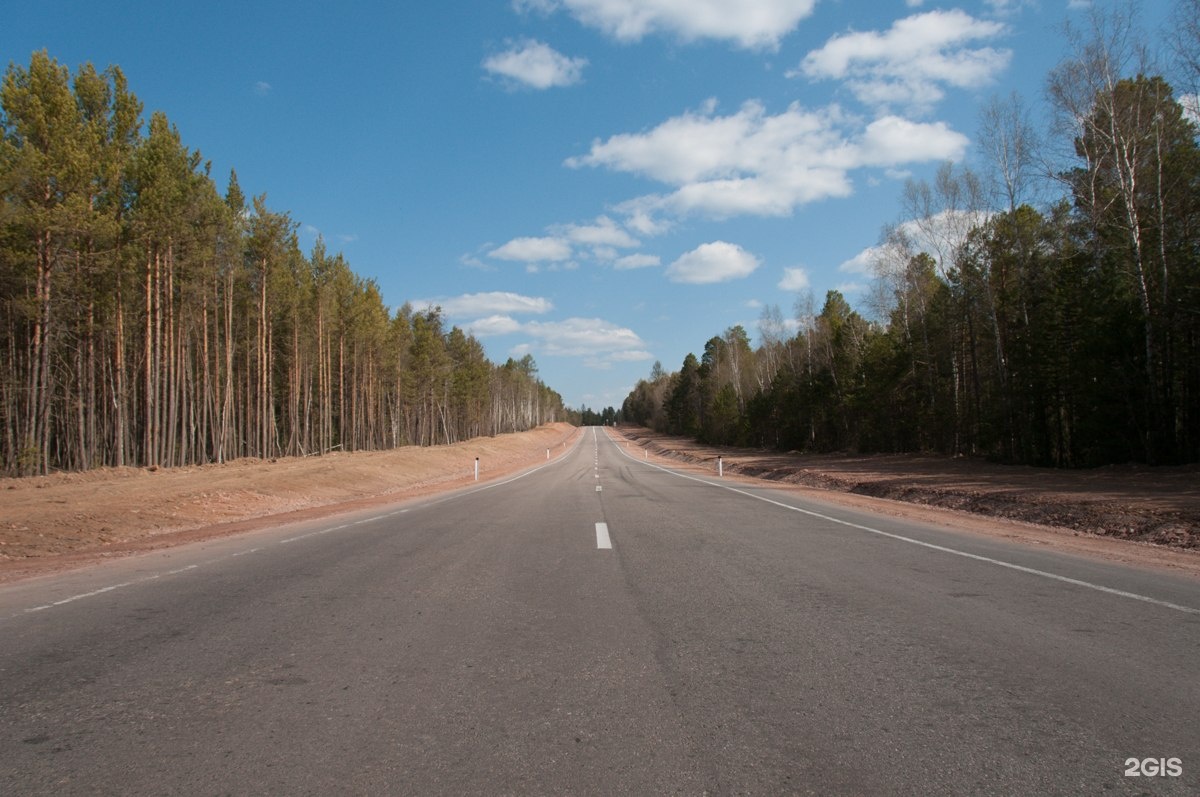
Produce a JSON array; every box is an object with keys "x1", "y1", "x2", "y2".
[{"x1": 0, "y1": 52, "x2": 565, "y2": 476}]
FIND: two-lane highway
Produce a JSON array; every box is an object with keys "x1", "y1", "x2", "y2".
[{"x1": 2, "y1": 426, "x2": 1198, "y2": 795}]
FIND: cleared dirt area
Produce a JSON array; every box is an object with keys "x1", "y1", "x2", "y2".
[
  {"x1": 3, "y1": 422, "x2": 1198, "y2": 583},
  {"x1": 0, "y1": 424, "x2": 580, "y2": 583},
  {"x1": 611, "y1": 426, "x2": 1200, "y2": 575}
]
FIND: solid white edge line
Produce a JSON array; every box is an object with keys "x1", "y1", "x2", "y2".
[
  {"x1": 596, "y1": 522, "x2": 612, "y2": 550},
  {"x1": 602, "y1": 429, "x2": 1200, "y2": 616}
]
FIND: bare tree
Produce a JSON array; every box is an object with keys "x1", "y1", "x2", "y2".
[
  {"x1": 901, "y1": 162, "x2": 988, "y2": 281},
  {"x1": 755, "y1": 304, "x2": 787, "y2": 390},
  {"x1": 977, "y1": 91, "x2": 1042, "y2": 213},
  {"x1": 1167, "y1": 0, "x2": 1200, "y2": 115}
]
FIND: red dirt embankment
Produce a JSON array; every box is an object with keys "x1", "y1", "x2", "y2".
[{"x1": 617, "y1": 427, "x2": 1200, "y2": 550}]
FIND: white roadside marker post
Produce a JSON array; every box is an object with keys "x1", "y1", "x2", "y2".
[
  {"x1": 718, "y1": 456, "x2": 723, "y2": 477},
  {"x1": 474, "y1": 457, "x2": 479, "y2": 482}
]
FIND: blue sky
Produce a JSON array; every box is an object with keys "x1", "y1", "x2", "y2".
[{"x1": 2, "y1": 1, "x2": 1173, "y2": 410}]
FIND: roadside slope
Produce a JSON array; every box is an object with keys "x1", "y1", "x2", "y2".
[
  {"x1": 616, "y1": 426, "x2": 1200, "y2": 550},
  {"x1": 0, "y1": 424, "x2": 578, "y2": 577}
]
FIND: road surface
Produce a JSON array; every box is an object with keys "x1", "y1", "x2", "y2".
[{"x1": 2, "y1": 427, "x2": 1198, "y2": 795}]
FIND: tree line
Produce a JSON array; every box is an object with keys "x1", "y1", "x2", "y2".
[
  {"x1": 623, "y1": 3, "x2": 1200, "y2": 467},
  {"x1": 0, "y1": 51, "x2": 565, "y2": 476}
]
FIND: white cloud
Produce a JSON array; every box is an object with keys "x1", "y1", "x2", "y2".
[
  {"x1": 614, "y1": 253, "x2": 661, "y2": 270},
  {"x1": 1181, "y1": 94, "x2": 1200, "y2": 127},
  {"x1": 901, "y1": 209, "x2": 992, "y2": 267},
  {"x1": 490, "y1": 236, "x2": 573, "y2": 262},
  {"x1": 254, "y1": 81, "x2": 272, "y2": 96},
  {"x1": 857, "y1": 116, "x2": 969, "y2": 165},
  {"x1": 483, "y1": 39, "x2": 587, "y2": 89},
  {"x1": 466, "y1": 315, "x2": 524, "y2": 337},
  {"x1": 778, "y1": 266, "x2": 810, "y2": 291},
  {"x1": 987, "y1": 0, "x2": 1035, "y2": 13},
  {"x1": 568, "y1": 99, "x2": 968, "y2": 226},
  {"x1": 522, "y1": 317, "x2": 650, "y2": 365},
  {"x1": 839, "y1": 209, "x2": 993, "y2": 282},
  {"x1": 452, "y1": 308, "x2": 653, "y2": 366},
  {"x1": 413, "y1": 291, "x2": 554, "y2": 317},
  {"x1": 521, "y1": 0, "x2": 818, "y2": 50},
  {"x1": 796, "y1": 10, "x2": 1010, "y2": 113},
  {"x1": 607, "y1": 350, "x2": 656, "y2": 362},
  {"x1": 459, "y1": 253, "x2": 495, "y2": 271},
  {"x1": 837, "y1": 247, "x2": 878, "y2": 276},
  {"x1": 556, "y1": 215, "x2": 639, "y2": 248},
  {"x1": 667, "y1": 241, "x2": 760, "y2": 284},
  {"x1": 568, "y1": 99, "x2": 818, "y2": 186},
  {"x1": 489, "y1": 217, "x2": 643, "y2": 267},
  {"x1": 623, "y1": 203, "x2": 675, "y2": 236}
]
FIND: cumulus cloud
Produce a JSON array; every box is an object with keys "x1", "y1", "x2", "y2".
[
  {"x1": 518, "y1": 317, "x2": 652, "y2": 367},
  {"x1": 836, "y1": 247, "x2": 878, "y2": 277},
  {"x1": 796, "y1": 10, "x2": 1010, "y2": 113},
  {"x1": 460, "y1": 310, "x2": 651, "y2": 365},
  {"x1": 568, "y1": 99, "x2": 968, "y2": 227},
  {"x1": 623, "y1": 205, "x2": 674, "y2": 236},
  {"x1": 412, "y1": 297, "x2": 651, "y2": 367},
  {"x1": 555, "y1": 215, "x2": 640, "y2": 248},
  {"x1": 838, "y1": 209, "x2": 993, "y2": 282},
  {"x1": 517, "y1": 0, "x2": 818, "y2": 50},
  {"x1": 465, "y1": 315, "x2": 524, "y2": 337},
  {"x1": 856, "y1": 116, "x2": 970, "y2": 165},
  {"x1": 778, "y1": 266, "x2": 810, "y2": 291},
  {"x1": 490, "y1": 236, "x2": 573, "y2": 262},
  {"x1": 483, "y1": 39, "x2": 588, "y2": 89},
  {"x1": 568, "y1": 99, "x2": 819, "y2": 186},
  {"x1": 489, "y1": 217, "x2": 642, "y2": 267},
  {"x1": 412, "y1": 291, "x2": 553, "y2": 317},
  {"x1": 667, "y1": 241, "x2": 760, "y2": 284}
]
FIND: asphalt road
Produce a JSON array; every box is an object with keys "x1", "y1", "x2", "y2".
[{"x1": 2, "y1": 427, "x2": 1198, "y2": 795}]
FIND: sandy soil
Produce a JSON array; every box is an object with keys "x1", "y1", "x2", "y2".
[
  {"x1": 3, "y1": 422, "x2": 1198, "y2": 584},
  {"x1": 0, "y1": 424, "x2": 580, "y2": 583}
]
